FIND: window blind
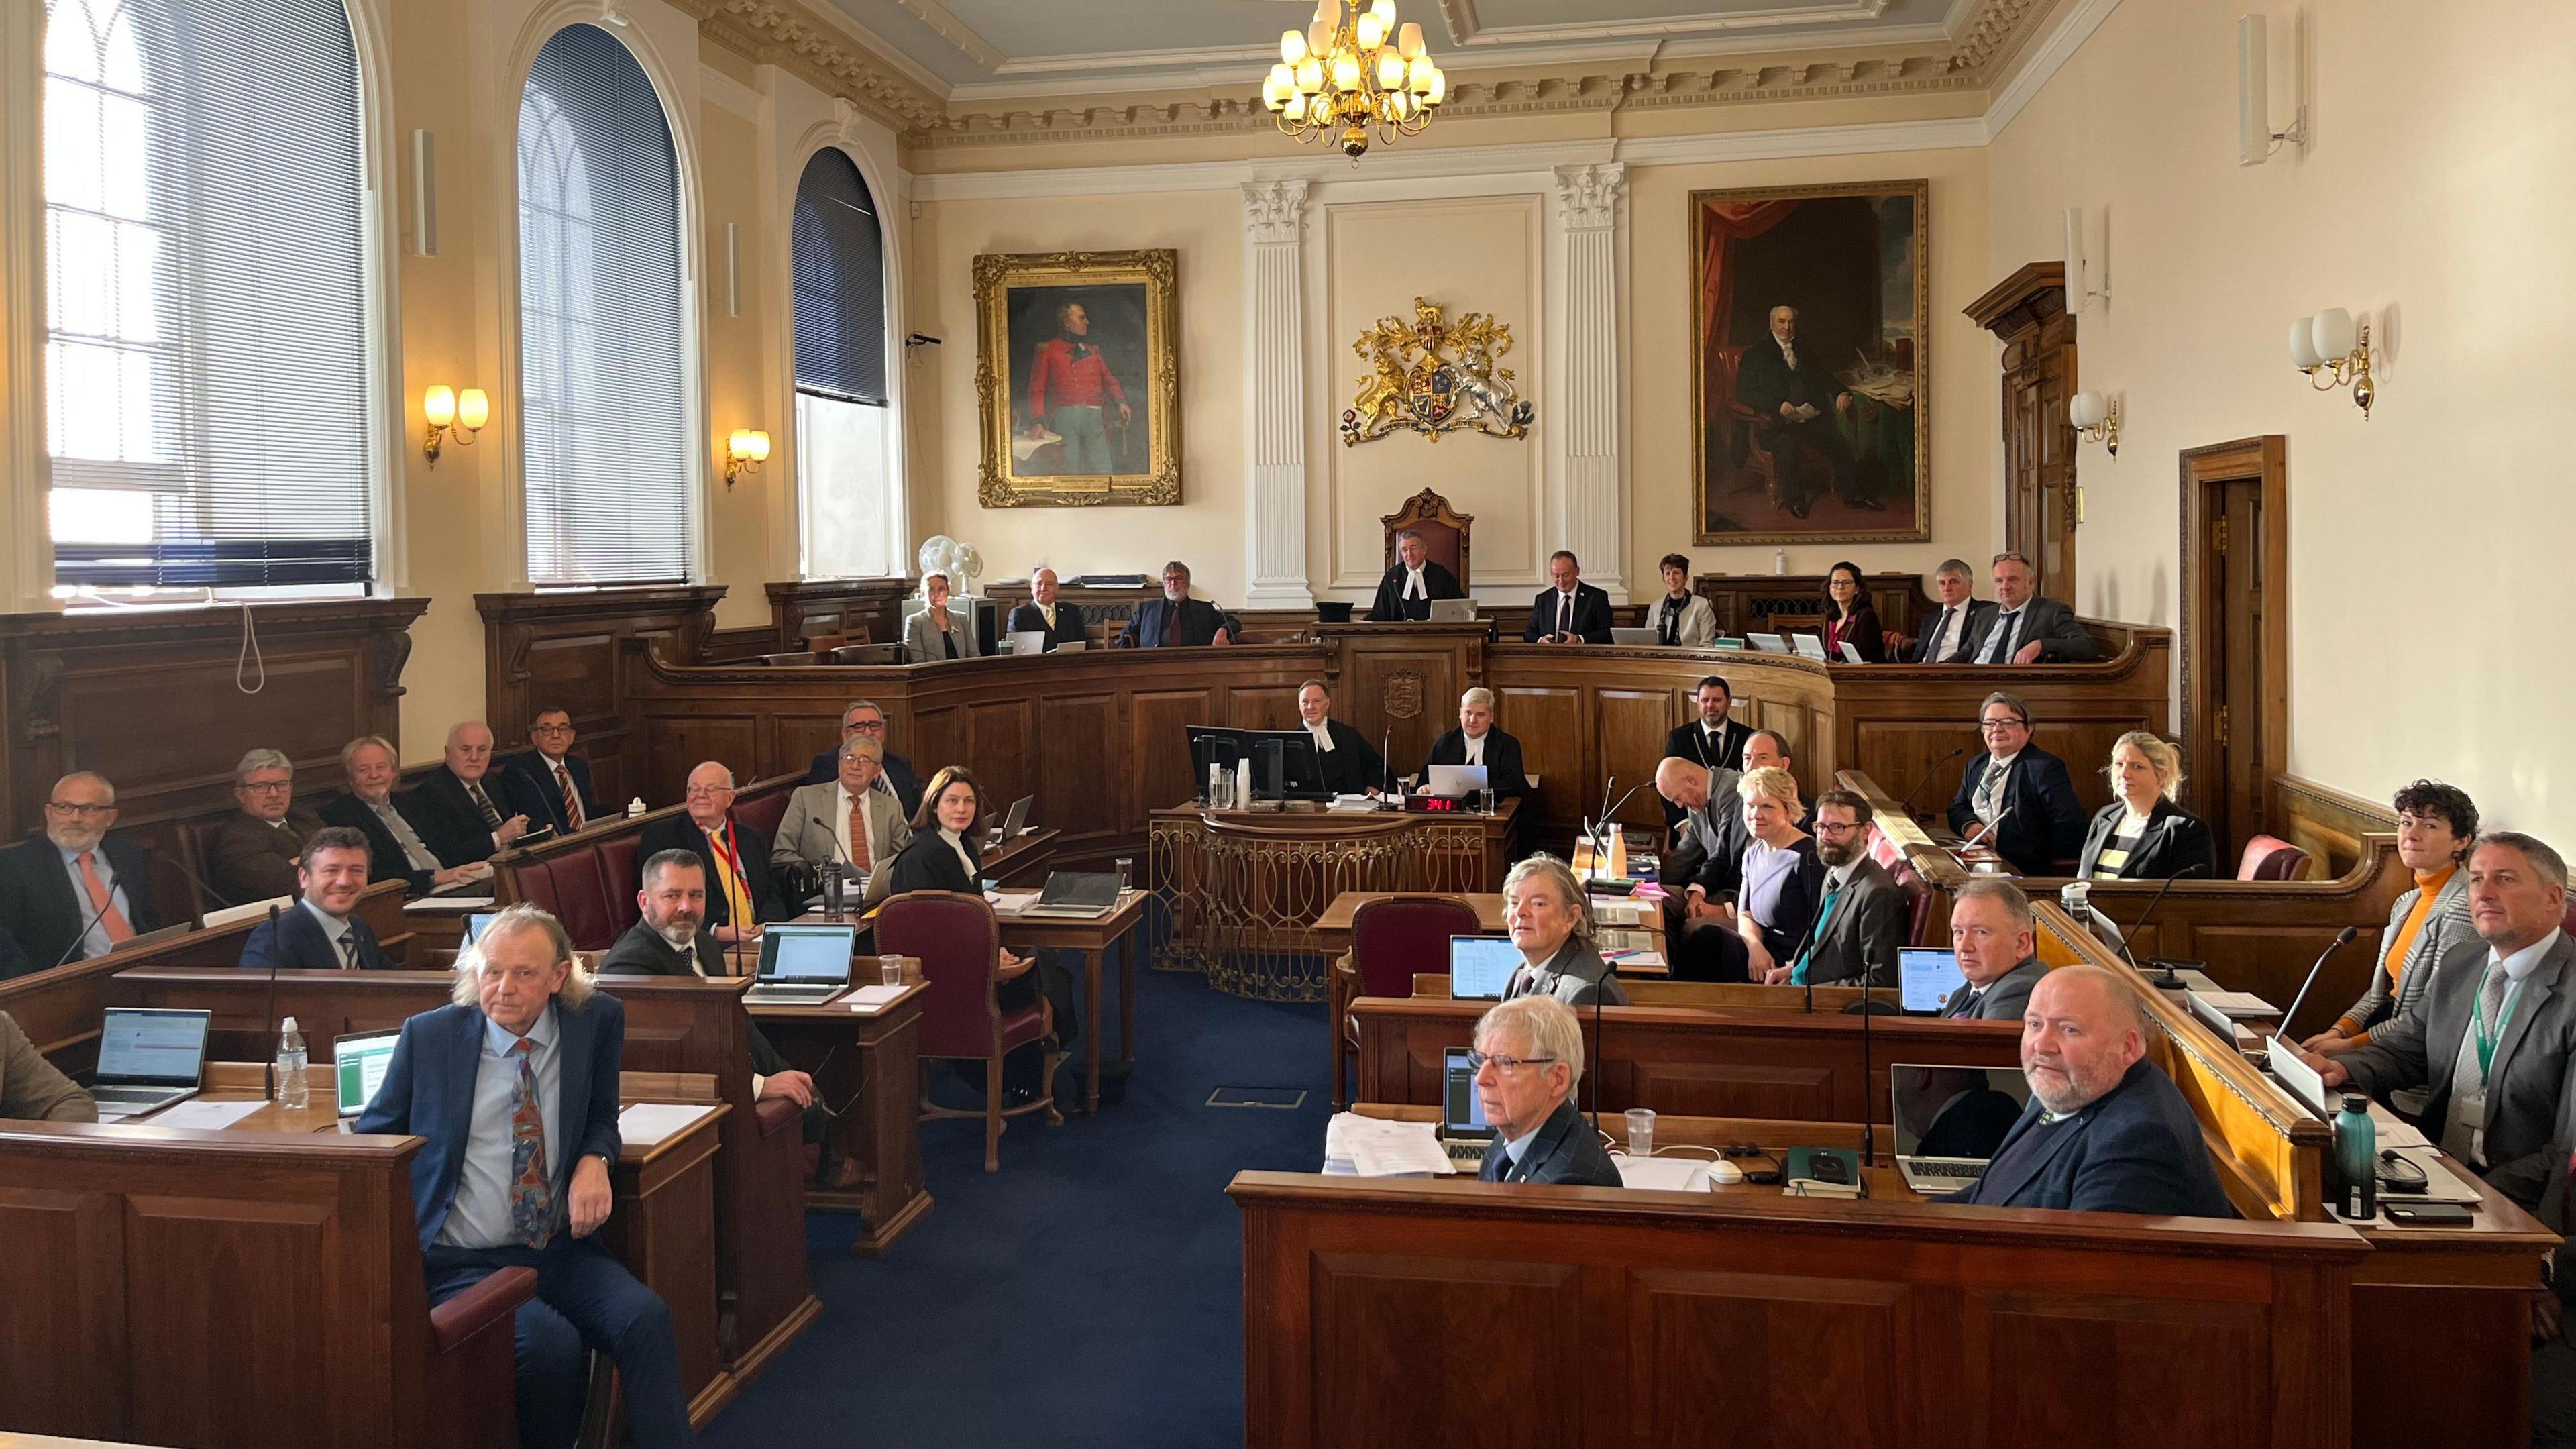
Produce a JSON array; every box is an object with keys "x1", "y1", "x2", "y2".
[
  {"x1": 517, "y1": 23, "x2": 689, "y2": 588},
  {"x1": 790, "y1": 148, "x2": 888, "y2": 406},
  {"x1": 42, "y1": 0, "x2": 374, "y2": 590}
]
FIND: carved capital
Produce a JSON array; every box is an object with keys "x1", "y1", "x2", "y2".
[
  {"x1": 1242, "y1": 179, "x2": 1310, "y2": 246},
  {"x1": 373, "y1": 630, "x2": 414, "y2": 700},
  {"x1": 1552, "y1": 162, "x2": 1626, "y2": 231}
]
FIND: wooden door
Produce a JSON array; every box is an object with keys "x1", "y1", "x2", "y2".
[
  {"x1": 1967, "y1": 262, "x2": 2080, "y2": 600},
  {"x1": 2181, "y1": 438, "x2": 2289, "y2": 859}
]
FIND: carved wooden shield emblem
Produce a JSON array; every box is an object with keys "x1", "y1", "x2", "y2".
[{"x1": 1384, "y1": 669, "x2": 1425, "y2": 722}]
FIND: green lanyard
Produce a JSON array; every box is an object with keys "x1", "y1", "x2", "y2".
[{"x1": 2472, "y1": 968, "x2": 2526, "y2": 1080}]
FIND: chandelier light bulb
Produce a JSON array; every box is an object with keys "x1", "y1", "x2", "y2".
[
  {"x1": 1313, "y1": 0, "x2": 1338, "y2": 25},
  {"x1": 1295, "y1": 55, "x2": 1323, "y2": 91},
  {"x1": 1264, "y1": 64, "x2": 1293, "y2": 108},
  {"x1": 1309, "y1": 19, "x2": 1334, "y2": 56},
  {"x1": 1397, "y1": 21, "x2": 1424, "y2": 58},
  {"x1": 1330, "y1": 49, "x2": 1361, "y2": 92},
  {"x1": 1283, "y1": 91, "x2": 1309, "y2": 123},
  {"x1": 1356, "y1": 11, "x2": 1385, "y2": 50},
  {"x1": 1280, "y1": 30, "x2": 1307, "y2": 66},
  {"x1": 1424, "y1": 66, "x2": 1446, "y2": 105},
  {"x1": 1370, "y1": 0, "x2": 1396, "y2": 23}
]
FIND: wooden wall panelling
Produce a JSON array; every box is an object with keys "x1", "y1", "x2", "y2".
[
  {"x1": 1311, "y1": 623, "x2": 1486, "y2": 784},
  {"x1": 1035, "y1": 692, "x2": 1120, "y2": 858},
  {"x1": 645, "y1": 716, "x2": 763, "y2": 806},
  {"x1": 2273, "y1": 773, "x2": 2398, "y2": 881},
  {"x1": 0, "y1": 599, "x2": 429, "y2": 840},
  {"x1": 1491, "y1": 684, "x2": 1585, "y2": 843},
  {"x1": 765, "y1": 578, "x2": 914, "y2": 650},
  {"x1": 1128, "y1": 689, "x2": 1220, "y2": 833},
  {"x1": 478, "y1": 587, "x2": 726, "y2": 805},
  {"x1": 1690, "y1": 571, "x2": 1935, "y2": 641}
]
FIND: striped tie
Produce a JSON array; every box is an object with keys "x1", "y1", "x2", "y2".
[
  {"x1": 506, "y1": 1038, "x2": 551, "y2": 1248},
  {"x1": 555, "y1": 764, "x2": 585, "y2": 831}
]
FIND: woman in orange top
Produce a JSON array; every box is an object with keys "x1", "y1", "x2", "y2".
[{"x1": 2301, "y1": 780, "x2": 2479, "y2": 1055}]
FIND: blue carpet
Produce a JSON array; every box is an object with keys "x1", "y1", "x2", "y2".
[{"x1": 702, "y1": 961, "x2": 1330, "y2": 1449}]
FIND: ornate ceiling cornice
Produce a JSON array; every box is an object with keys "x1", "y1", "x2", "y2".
[{"x1": 677, "y1": 0, "x2": 947, "y2": 131}]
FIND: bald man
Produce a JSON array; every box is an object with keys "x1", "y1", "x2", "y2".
[
  {"x1": 1949, "y1": 965, "x2": 2234, "y2": 1217},
  {"x1": 1006, "y1": 568, "x2": 1089, "y2": 651},
  {"x1": 407, "y1": 722, "x2": 534, "y2": 868}
]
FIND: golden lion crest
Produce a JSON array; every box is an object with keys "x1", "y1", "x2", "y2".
[{"x1": 1342, "y1": 298, "x2": 1536, "y2": 446}]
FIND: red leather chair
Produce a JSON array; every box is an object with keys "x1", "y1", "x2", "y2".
[
  {"x1": 879, "y1": 890, "x2": 1058, "y2": 1171},
  {"x1": 735, "y1": 790, "x2": 790, "y2": 843},
  {"x1": 597, "y1": 835, "x2": 643, "y2": 940},
  {"x1": 544, "y1": 849, "x2": 616, "y2": 950},
  {"x1": 1336, "y1": 896, "x2": 1480, "y2": 1108},
  {"x1": 2237, "y1": 835, "x2": 2312, "y2": 882},
  {"x1": 1890, "y1": 861, "x2": 1934, "y2": 946}
]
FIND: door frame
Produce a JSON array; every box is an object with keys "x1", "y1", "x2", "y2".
[{"x1": 2177, "y1": 435, "x2": 2290, "y2": 845}]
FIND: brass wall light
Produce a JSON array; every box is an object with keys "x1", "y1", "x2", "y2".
[
  {"x1": 724, "y1": 429, "x2": 771, "y2": 490},
  {"x1": 423, "y1": 386, "x2": 488, "y2": 466},
  {"x1": 2068, "y1": 390, "x2": 2121, "y2": 457},
  {"x1": 2290, "y1": 309, "x2": 2374, "y2": 419}
]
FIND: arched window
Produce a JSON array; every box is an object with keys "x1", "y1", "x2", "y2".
[
  {"x1": 42, "y1": 0, "x2": 374, "y2": 590},
  {"x1": 516, "y1": 23, "x2": 688, "y2": 586},
  {"x1": 790, "y1": 147, "x2": 896, "y2": 577}
]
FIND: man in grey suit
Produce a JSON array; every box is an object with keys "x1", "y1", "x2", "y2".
[
  {"x1": 1766, "y1": 790, "x2": 1907, "y2": 987},
  {"x1": 1470, "y1": 995, "x2": 1621, "y2": 1187},
  {"x1": 771, "y1": 736, "x2": 913, "y2": 905},
  {"x1": 1940, "y1": 878, "x2": 2047, "y2": 1020},
  {"x1": 1911, "y1": 558, "x2": 1997, "y2": 664},
  {"x1": 1964, "y1": 552, "x2": 2097, "y2": 665},
  {"x1": 2303, "y1": 833, "x2": 2575, "y2": 1210},
  {"x1": 902, "y1": 572, "x2": 981, "y2": 662}
]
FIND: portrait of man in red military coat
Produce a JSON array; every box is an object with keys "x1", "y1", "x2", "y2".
[{"x1": 1009, "y1": 287, "x2": 1146, "y2": 478}]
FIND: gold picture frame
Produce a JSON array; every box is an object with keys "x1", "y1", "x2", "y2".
[{"x1": 974, "y1": 249, "x2": 1181, "y2": 507}]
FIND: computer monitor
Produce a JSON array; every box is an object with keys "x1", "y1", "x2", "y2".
[
  {"x1": 1185, "y1": 725, "x2": 1327, "y2": 802},
  {"x1": 756, "y1": 924, "x2": 856, "y2": 983},
  {"x1": 333, "y1": 1030, "x2": 400, "y2": 1118},
  {"x1": 1442, "y1": 1046, "x2": 1492, "y2": 1138},
  {"x1": 1898, "y1": 948, "x2": 1968, "y2": 1013},
  {"x1": 1448, "y1": 936, "x2": 1519, "y2": 1000},
  {"x1": 95, "y1": 1008, "x2": 211, "y2": 1088},
  {"x1": 463, "y1": 912, "x2": 498, "y2": 945}
]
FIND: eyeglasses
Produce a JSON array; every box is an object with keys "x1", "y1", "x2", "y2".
[
  {"x1": 1465, "y1": 1050, "x2": 1558, "y2": 1073},
  {"x1": 1979, "y1": 717, "x2": 2029, "y2": 732},
  {"x1": 683, "y1": 785, "x2": 733, "y2": 798},
  {"x1": 1813, "y1": 820, "x2": 1862, "y2": 836},
  {"x1": 238, "y1": 780, "x2": 292, "y2": 794},
  {"x1": 45, "y1": 801, "x2": 113, "y2": 818},
  {"x1": 843, "y1": 718, "x2": 886, "y2": 735}
]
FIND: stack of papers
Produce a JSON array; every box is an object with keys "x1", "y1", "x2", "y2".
[
  {"x1": 989, "y1": 892, "x2": 1042, "y2": 914},
  {"x1": 2193, "y1": 989, "x2": 2281, "y2": 1019},
  {"x1": 619, "y1": 1102, "x2": 718, "y2": 1147},
  {"x1": 1322, "y1": 1113, "x2": 1457, "y2": 1176},
  {"x1": 147, "y1": 1099, "x2": 270, "y2": 1131},
  {"x1": 842, "y1": 984, "x2": 908, "y2": 1011},
  {"x1": 1614, "y1": 1155, "x2": 1711, "y2": 1192},
  {"x1": 1326, "y1": 794, "x2": 1381, "y2": 813}
]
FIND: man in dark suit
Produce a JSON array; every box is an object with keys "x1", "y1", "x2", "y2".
[
  {"x1": 1964, "y1": 552, "x2": 2098, "y2": 665},
  {"x1": 1767, "y1": 790, "x2": 1907, "y2": 987},
  {"x1": 1470, "y1": 995, "x2": 1621, "y2": 1187},
  {"x1": 1523, "y1": 550, "x2": 1612, "y2": 644},
  {"x1": 1947, "y1": 692, "x2": 2088, "y2": 875},
  {"x1": 1367, "y1": 529, "x2": 1466, "y2": 622},
  {"x1": 0, "y1": 771, "x2": 162, "y2": 973},
  {"x1": 802, "y1": 699, "x2": 925, "y2": 817},
  {"x1": 2302, "y1": 833, "x2": 2576, "y2": 1210},
  {"x1": 500, "y1": 708, "x2": 601, "y2": 838},
  {"x1": 1939, "y1": 879, "x2": 2047, "y2": 1020},
  {"x1": 205, "y1": 748, "x2": 323, "y2": 906},
  {"x1": 1951, "y1": 965, "x2": 2235, "y2": 1216},
  {"x1": 407, "y1": 722, "x2": 534, "y2": 869},
  {"x1": 1912, "y1": 558, "x2": 1997, "y2": 664},
  {"x1": 323, "y1": 735, "x2": 485, "y2": 898},
  {"x1": 1004, "y1": 567, "x2": 1089, "y2": 651},
  {"x1": 637, "y1": 762, "x2": 787, "y2": 944},
  {"x1": 1117, "y1": 560, "x2": 1240, "y2": 648},
  {"x1": 1419, "y1": 688, "x2": 1529, "y2": 801},
  {"x1": 1664, "y1": 675, "x2": 1751, "y2": 775},
  {"x1": 0, "y1": 932, "x2": 32, "y2": 985},
  {"x1": 237, "y1": 828, "x2": 397, "y2": 971},
  {"x1": 355, "y1": 905, "x2": 694, "y2": 1449},
  {"x1": 1293, "y1": 679, "x2": 1387, "y2": 796},
  {"x1": 1732, "y1": 303, "x2": 1861, "y2": 517}
]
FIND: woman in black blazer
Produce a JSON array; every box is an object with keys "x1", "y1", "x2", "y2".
[
  {"x1": 1820, "y1": 560, "x2": 1887, "y2": 663},
  {"x1": 2077, "y1": 732, "x2": 2220, "y2": 881}
]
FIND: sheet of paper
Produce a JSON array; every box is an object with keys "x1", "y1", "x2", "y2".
[
  {"x1": 619, "y1": 1102, "x2": 718, "y2": 1147},
  {"x1": 407, "y1": 896, "x2": 494, "y2": 912},
  {"x1": 1605, "y1": 950, "x2": 1666, "y2": 969},
  {"x1": 145, "y1": 1099, "x2": 270, "y2": 1131},
  {"x1": 1323, "y1": 1112, "x2": 1457, "y2": 1177},
  {"x1": 989, "y1": 892, "x2": 1042, "y2": 915},
  {"x1": 2367, "y1": 1099, "x2": 2432, "y2": 1151},
  {"x1": 843, "y1": 984, "x2": 906, "y2": 1011},
  {"x1": 1615, "y1": 1155, "x2": 1711, "y2": 1192},
  {"x1": 2192, "y1": 989, "x2": 2280, "y2": 1018}
]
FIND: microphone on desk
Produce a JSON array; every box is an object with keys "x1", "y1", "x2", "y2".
[
  {"x1": 1898, "y1": 747, "x2": 1968, "y2": 822},
  {"x1": 260, "y1": 902, "x2": 284, "y2": 1093},
  {"x1": 1957, "y1": 806, "x2": 2011, "y2": 853},
  {"x1": 2104, "y1": 863, "x2": 2205, "y2": 973},
  {"x1": 47, "y1": 879, "x2": 125, "y2": 973},
  {"x1": 2279, "y1": 926, "x2": 2363, "y2": 1040}
]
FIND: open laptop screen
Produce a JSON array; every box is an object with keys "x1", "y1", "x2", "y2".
[
  {"x1": 1448, "y1": 936, "x2": 1519, "y2": 1000},
  {"x1": 96, "y1": 1008, "x2": 211, "y2": 1087},
  {"x1": 759, "y1": 924, "x2": 855, "y2": 982},
  {"x1": 334, "y1": 1030, "x2": 400, "y2": 1117},
  {"x1": 1889, "y1": 1063, "x2": 2029, "y2": 1160},
  {"x1": 1898, "y1": 948, "x2": 1967, "y2": 1013},
  {"x1": 1442, "y1": 1046, "x2": 1490, "y2": 1136}
]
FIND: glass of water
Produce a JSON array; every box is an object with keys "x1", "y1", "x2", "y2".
[
  {"x1": 881, "y1": 955, "x2": 905, "y2": 987},
  {"x1": 1625, "y1": 1107, "x2": 1656, "y2": 1157},
  {"x1": 1114, "y1": 857, "x2": 1134, "y2": 894}
]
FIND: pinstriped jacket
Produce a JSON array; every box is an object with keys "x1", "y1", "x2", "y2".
[{"x1": 2334, "y1": 867, "x2": 2475, "y2": 1042}]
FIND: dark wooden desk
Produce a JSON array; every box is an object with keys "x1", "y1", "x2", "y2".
[
  {"x1": 751, "y1": 984, "x2": 931, "y2": 1255},
  {"x1": 992, "y1": 888, "x2": 1148, "y2": 1114}
]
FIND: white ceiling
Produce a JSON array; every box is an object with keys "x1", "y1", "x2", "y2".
[{"x1": 820, "y1": 0, "x2": 1978, "y2": 101}]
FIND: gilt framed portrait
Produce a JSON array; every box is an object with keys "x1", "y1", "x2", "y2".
[
  {"x1": 973, "y1": 249, "x2": 1181, "y2": 507},
  {"x1": 1691, "y1": 180, "x2": 1930, "y2": 544}
]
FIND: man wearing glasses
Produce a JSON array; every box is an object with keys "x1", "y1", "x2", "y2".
[
  {"x1": 1761, "y1": 789, "x2": 1907, "y2": 987},
  {"x1": 1946, "y1": 691, "x2": 2087, "y2": 876},
  {"x1": 0, "y1": 771, "x2": 164, "y2": 975},
  {"x1": 1470, "y1": 995, "x2": 1621, "y2": 1187},
  {"x1": 207, "y1": 748, "x2": 322, "y2": 906},
  {"x1": 500, "y1": 708, "x2": 602, "y2": 837},
  {"x1": 803, "y1": 700, "x2": 925, "y2": 818}
]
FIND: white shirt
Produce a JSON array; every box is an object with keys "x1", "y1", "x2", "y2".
[
  {"x1": 437, "y1": 1006, "x2": 563, "y2": 1250},
  {"x1": 1305, "y1": 720, "x2": 1336, "y2": 753},
  {"x1": 1497, "y1": 1119, "x2": 1548, "y2": 1177},
  {"x1": 1461, "y1": 731, "x2": 1485, "y2": 767},
  {"x1": 299, "y1": 897, "x2": 357, "y2": 966},
  {"x1": 1403, "y1": 566, "x2": 1426, "y2": 600},
  {"x1": 1982, "y1": 608, "x2": 2026, "y2": 663},
  {"x1": 1778, "y1": 339, "x2": 1799, "y2": 370},
  {"x1": 1974, "y1": 750, "x2": 2021, "y2": 825},
  {"x1": 1929, "y1": 603, "x2": 1971, "y2": 661}
]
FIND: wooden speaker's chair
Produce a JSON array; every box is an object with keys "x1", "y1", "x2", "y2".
[
  {"x1": 881, "y1": 890, "x2": 1059, "y2": 1171},
  {"x1": 1333, "y1": 894, "x2": 1481, "y2": 1108},
  {"x1": 1381, "y1": 488, "x2": 1474, "y2": 592}
]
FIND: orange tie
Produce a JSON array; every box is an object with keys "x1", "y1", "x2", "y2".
[
  {"x1": 77, "y1": 851, "x2": 134, "y2": 944},
  {"x1": 846, "y1": 796, "x2": 872, "y2": 871},
  {"x1": 555, "y1": 764, "x2": 585, "y2": 830}
]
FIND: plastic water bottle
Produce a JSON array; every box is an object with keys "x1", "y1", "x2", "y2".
[
  {"x1": 275, "y1": 1016, "x2": 309, "y2": 1109},
  {"x1": 2333, "y1": 1092, "x2": 2377, "y2": 1220}
]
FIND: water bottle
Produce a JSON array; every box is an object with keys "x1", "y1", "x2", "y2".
[
  {"x1": 2333, "y1": 1092, "x2": 2377, "y2": 1220},
  {"x1": 275, "y1": 1016, "x2": 309, "y2": 1109}
]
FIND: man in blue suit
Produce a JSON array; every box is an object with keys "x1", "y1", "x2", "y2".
[
  {"x1": 501, "y1": 708, "x2": 602, "y2": 837},
  {"x1": 357, "y1": 904, "x2": 692, "y2": 1448},
  {"x1": 1951, "y1": 964, "x2": 2234, "y2": 1217},
  {"x1": 802, "y1": 699, "x2": 926, "y2": 818},
  {"x1": 236, "y1": 828, "x2": 396, "y2": 971},
  {"x1": 1946, "y1": 691, "x2": 2088, "y2": 875},
  {"x1": 1116, "y1": 560, "x2": 1240, "y2": 648}
]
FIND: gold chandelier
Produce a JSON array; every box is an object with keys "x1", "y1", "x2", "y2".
[{"x1": 1262, "y1": 0, "x2": 1447, "y2": 161}]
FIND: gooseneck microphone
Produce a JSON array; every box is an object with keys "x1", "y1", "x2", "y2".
[
  {"x1": 1898, "y1": 747, "x2": 1968, "y2": 822},
  {"x1": 2280, "y1": 926, "x2": 2365, "y2": 1036},
  {"x1": 2112, "y1": 862, "x2": 2206, "y2": 969}
]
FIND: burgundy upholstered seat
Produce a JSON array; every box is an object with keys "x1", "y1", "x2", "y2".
[
  {"x1": 879, "y1": 890, "x2": 1056, "y2": 1171},
  {"x1": 2237, "y1": 835, "x2": 2311, "y2": 883}
]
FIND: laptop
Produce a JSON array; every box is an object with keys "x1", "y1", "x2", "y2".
[
  {"x1": 1426, "y1": 598, "x2": 1479, "y2": 623},
  {"x1": 1006, "y1": 629, "x2": 1049, "y2": 656},
  {"x1": 740, "y1": 923, "x2": 856, "y2": 1004},
  {"x1": 1839, "y1": 641, "x2": 1868, "y2": 664},
  {"x1": 1898, "y1": 947, "x2": 1968, "y2": 1014},
  {"x1": 1018, "y1": 871, "x2": 1124, "y2": 918},
  {"x1": 1746, "y1": 632, "x2": 1792, "y2": 653},
  {"x1": 983, "y1": 794, "x2": 1034, "y2": 851},
  {"x1": 1053, "y1": 641, "x2": 1088, "y2": 653},
  {"x1": 1790, "y1": 634, "x2": 1829, "y2": 661},
  {"x1": 1710, "y1": 637, "x2": 1746, "y2": 650},
  {"x1": 333, "y1": 1030, "x2": 401, "y2": 1122},
  {"x1": 1608, "y1": 627, "x2": 1663, "y2": 647},
  {"x1": 89, "y1": 1007, "x2": 212, "y2": 1121},
  {"x1": 463, "y1": 912, "x2": 499, "y2": 945},
  {"x1": 1438, "y1": 1045, "x2": 1497, "y2": 1167},
  {"x1": 1448, "y1": 935, "x2": 1520, "y2": 1000},
  {"x1": 1424, "y1": 765, "x2": 1487, "y2": 800},
  {"x1": 1890, "y1": 1062, "x2": 2031, "y2": 1194}
]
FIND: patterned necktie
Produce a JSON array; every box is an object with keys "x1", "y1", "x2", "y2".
[
  {"x1": 76, "y1": 851, "x2": 134, "y2": 945},
  {"x1": 467, "y1": 780, "x2": 502, "y2": 829},
  {"x1": 847, "y1": 795, "x2": 872, "y2": 871},
  {"x1": 1976, "y1": 761, "x2": 2007, "y2": 823},
  {"x1": 339, "y1": 932, "x2": 359, "y2": 970},
  {"x1": 554, "y1": 764, "x2": 584, "y2": 830},
  {"x1": 506, "y1": 1038, "x2": 551, "y2": 1248},
  {"x1": 1792, "y1": 879, "x2": 1844, "y2": 985}
]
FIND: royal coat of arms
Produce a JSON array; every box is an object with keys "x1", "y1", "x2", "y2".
[{"x1": 1341, "y1": 298, "x2": 1536, "y2": 445}]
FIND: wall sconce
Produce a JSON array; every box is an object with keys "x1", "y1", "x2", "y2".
[
  {"x1": 724, "y1": 429, "x2": 771, "y2": 489},
  {"x1": 2289, "y1": 308, "x2": 2374, "y2": 419},
  {"x1": 422, "y1": 386, "x2": 488, "y2": 466},
  {"x1": 2068, "y1": 390, "x2": 2120, "y2": 456}
]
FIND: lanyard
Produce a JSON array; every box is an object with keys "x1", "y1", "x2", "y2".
[{"x1": 2472, "y1": 968, "x2": 2526, "y2": 1079}]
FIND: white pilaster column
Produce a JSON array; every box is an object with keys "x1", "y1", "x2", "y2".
[
  {"x1": 1552, "y1": 162, "x2": 1627, "y2": 602},
  {"x1": 1240, "y1": 178, "x2": 1313, "y2": 608}
]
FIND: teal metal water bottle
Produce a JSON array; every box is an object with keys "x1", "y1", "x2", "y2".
[{"x1": 2333, "y1": 1092, "x2": 2377, "y2": 1220}]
